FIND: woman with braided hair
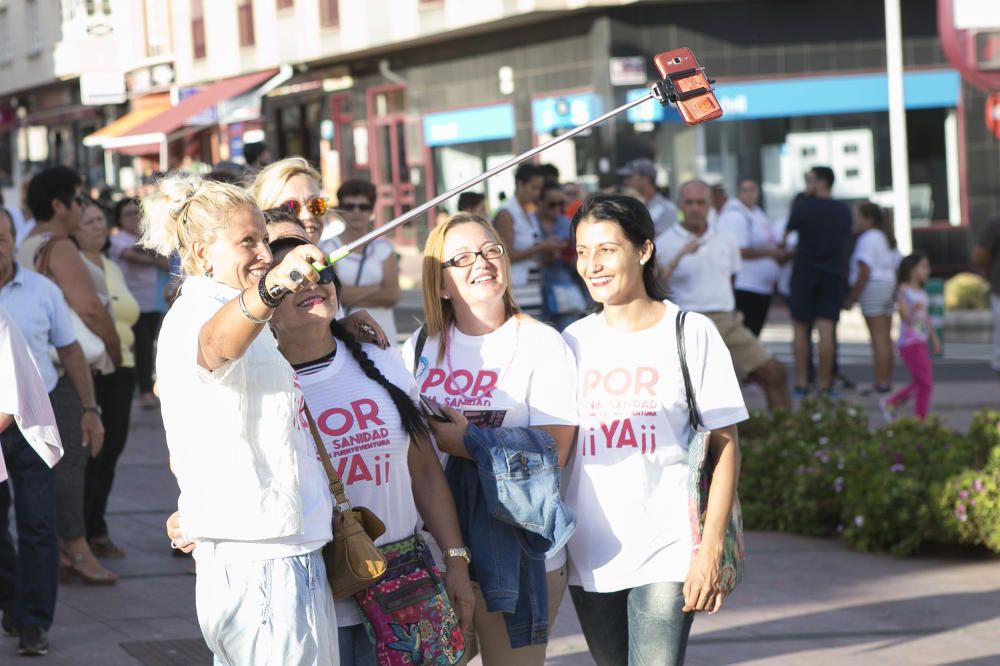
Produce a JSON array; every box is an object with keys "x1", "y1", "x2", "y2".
[{"x1": 265, "y1": 233, "x2": 474, "y2": 666}]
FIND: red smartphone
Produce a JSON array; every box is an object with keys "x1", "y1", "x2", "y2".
[{"x1": 653, "y1": 48, "x2": 723, "y2": 125}]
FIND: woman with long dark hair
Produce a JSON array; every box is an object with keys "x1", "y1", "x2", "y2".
[{"x1": 563, "y1": 195, "x2": 746, "y2": 665}]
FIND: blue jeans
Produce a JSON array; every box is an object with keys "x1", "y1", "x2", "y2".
[
  {"x1": 338, "y1": 623, "x2": 378, "y2": 666},
  {"x1": 570, "y1": 582, "x2": 694, "y2": 666},
  {"x1": 0, "y1": 425, "x2": 59, "y2": 630}
]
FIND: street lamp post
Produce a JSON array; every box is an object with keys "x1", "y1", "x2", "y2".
[{"x1": 885, "y1": 0, "x2": 913, "y2": 254}]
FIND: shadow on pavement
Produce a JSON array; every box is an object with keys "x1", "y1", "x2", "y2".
[{"x1": 690, "y1": 590, "x2": 1000, "y2": 664}]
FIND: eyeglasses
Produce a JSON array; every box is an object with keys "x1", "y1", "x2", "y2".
[
  {"x1": 340, "y1": 203, "x2": 373, "y2": 212},
  {"x1": 280, "y1": 196, "x2": 330, "y2": 217},
  {"x1": 441, "y1": 243, "x2": 505, "y2": 269}
]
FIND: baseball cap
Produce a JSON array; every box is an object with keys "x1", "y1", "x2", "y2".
[{"x1": 616, "y1": 158, "x2": 657, "y2": 180}]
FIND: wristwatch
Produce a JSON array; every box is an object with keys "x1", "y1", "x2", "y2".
[
  {"x1": 81, "y1": 405, "x2": 102, "y2": 416},
  {"x1": 444, "y1": 547, "x2": 471, "y2": 565}
]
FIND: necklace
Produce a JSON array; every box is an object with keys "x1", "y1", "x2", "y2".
[{"x1": 443, "y1": 317, "x2": 521, "y2": 398}]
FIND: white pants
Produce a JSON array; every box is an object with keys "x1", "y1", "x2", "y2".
[
  {"x1": 992, "y1": 294, "x2": 1000, "y2": 371},
  {"x1": 195, "y1": 547, "x2": 339, "y2": 666}
]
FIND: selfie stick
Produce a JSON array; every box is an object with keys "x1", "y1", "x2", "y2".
[{"x1": 312, "y1": 74, "x2": 705, "y2": 271}]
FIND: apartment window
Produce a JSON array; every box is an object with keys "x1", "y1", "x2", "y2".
[
  {"x1": 319, "y1": 0, "x2": 338, "y2": 27},
  {"x1": 85, "y1": 0, "x2": 112, "y2": 15},
  {"x1": 237, "y1": 0, "x2": 255, "y2": 47},
  {"x1": 143, "y1": 0, "x2": 172, "y2": 58},
  {"x1": 191, "y1": 0, "x2": 205, "y2": 60},
  {"x1": 277, "y1": 0, "x2": 294, "y2": 9},
  {"x1": 26, "y1": 0, "x2": 41, "y2": 54}
]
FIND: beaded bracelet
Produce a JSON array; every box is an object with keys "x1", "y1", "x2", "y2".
[
  {"x1": 238, "y1": 289, "x2": 272, "y2": 324},
  {"x1": 258, "y1": 273, "x2": 286, "y2": 309}
]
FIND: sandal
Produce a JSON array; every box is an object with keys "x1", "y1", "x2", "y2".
[
  {"x1": 89, "y1": 536, "x2": 127, "y2": 559},
  {"x1": 60, "y1": 553, "x2": 117, "y2": 586}
]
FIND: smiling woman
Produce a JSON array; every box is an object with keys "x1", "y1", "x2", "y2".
[{"x1": 139, "y1": 175, "x2": 340, "y2": 665}]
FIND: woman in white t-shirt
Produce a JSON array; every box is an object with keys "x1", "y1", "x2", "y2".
[
  {"x1": 266, "y1": 234, "x2": 474, "y2": 666},
  {"x1": 401, "y1": 213, "x2": 578, "y2": 666},
  {"x1": 845, "y1": 202, "x2": 901, "y2": 393},
  {"x1": 563, "y1": 195, "x2": 747, "y2": 665},
  {"x1": 143, "y1": 177, "x2": 339, "y2": 664}
]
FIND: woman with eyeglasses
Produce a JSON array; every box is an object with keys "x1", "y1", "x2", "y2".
[
  {"x1": 248, "y1": 156, "x2": 345, "y2": 247},
  {"x1": 321, "y1": 179, "x2": 401, "y2": 347},
  {"x1": 402, "y1": 213, "x2": 578, "y2": 666}
]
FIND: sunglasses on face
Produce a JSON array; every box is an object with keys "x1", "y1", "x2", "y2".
[
  {"x1": 316, "y1": 265, "x2": 336, "y2": 285},
  {"x1": 280, "y1": 196, "x2": 330, "y2": 217},
  {"x1": 441, "y1": 243, "x2": 505, "y2": 269},
  {"x1": 340, "y1": 203, "x2": 373, "y2": 212}
]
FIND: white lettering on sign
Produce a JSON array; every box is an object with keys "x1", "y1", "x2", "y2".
[{"x1": 720, "y1": 95, "x2": 748, "y2": 115}]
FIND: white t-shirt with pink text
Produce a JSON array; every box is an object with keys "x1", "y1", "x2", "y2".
[
  {"x1": 561, "y1": 302, "x2": 748, "y2": 592},
  {"x1": 402, "y1": 315, "x2": 579, "y2": 571},
  {"x1": 296, "y1": 342, "x2": 421, "y2": 627}
]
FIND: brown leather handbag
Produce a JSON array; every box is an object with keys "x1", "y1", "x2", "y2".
[{"x1": 304, "y1": 407, "x2": 387, "y2": 598}]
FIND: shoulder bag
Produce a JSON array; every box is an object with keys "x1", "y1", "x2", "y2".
[
  {"x1": 675, "y1": 310, "x2": 745, "y2": 594},
  {"x1": 304, "y1": 406, "x2": 388, "y2": 598}
]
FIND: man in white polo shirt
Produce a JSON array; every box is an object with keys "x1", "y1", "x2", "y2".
[{"x1": 656, "y1": 180, "x2": 790, "y2": 411}]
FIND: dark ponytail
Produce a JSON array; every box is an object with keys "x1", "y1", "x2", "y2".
[
  {"x1": 857, "y1": 201, "x2": 896, "y2": 250},
  {"x1": 329, "y1": 320, "x2": 429, "y2": 444}
]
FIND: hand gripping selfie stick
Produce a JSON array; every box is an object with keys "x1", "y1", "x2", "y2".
[{"x1": 307, "y1": 51, "x2": 719, "y2": 274}]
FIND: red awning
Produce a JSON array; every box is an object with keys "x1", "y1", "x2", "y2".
[{"x1": 102, "y1": 69, "x2": 278, "y2": 153}]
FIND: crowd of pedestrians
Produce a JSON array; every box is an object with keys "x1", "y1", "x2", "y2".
[{"x1": 0, "y1": 145, "x2": 954, "y2": 665}]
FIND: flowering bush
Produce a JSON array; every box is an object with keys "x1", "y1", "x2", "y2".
[
  {"x1": 740, "y1": 397, "x2": 867, "y2": 536},
  {"x1": 739, "y1": 402, "x2": 999, "y2": 556},
  {"x1": 938, "y1": 411, "x2": 1000, "y2": 552}
]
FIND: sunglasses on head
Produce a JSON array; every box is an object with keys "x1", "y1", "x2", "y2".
[
  {"x1": 280, "y1": 196, "x2": 330, "y2": 217},
  {"x1": 340, "y1": 203, "x2": 373, "y2": 212}
]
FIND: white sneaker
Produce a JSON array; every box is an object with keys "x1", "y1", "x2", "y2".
[{"x1": 879, "y1": 397, "x2": 896, "y2": 423}]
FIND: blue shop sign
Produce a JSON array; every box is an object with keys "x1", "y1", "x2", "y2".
[
  {"x1": 423, "y1": 104, "x2": 515, "y2": 147},
  {"x1": 532, "y1": 93, "x2": 602, "y2": 133},
  {"x1": 626, "y1": 69, "x2": 960, "y2": 123}
]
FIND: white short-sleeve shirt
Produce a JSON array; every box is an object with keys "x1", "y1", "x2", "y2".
[
  {"x1": 561, "y1": 302, "x2": 748, "y2": 592},
  {"x1": 850, "y1": 229, "x2": 900, "y2": 284},
  {"x1": 401, "y1": 315, "x2": 579, "y2": 571},
  {"x1": 296, "y1": 342, "x2": 421, "y2": 627},
  {"x1": 655, "y1": 224, "x2": 741, "y2": 313},
  {"x1": 320, "y1": 236, "x2": 398, "y2": 345}
]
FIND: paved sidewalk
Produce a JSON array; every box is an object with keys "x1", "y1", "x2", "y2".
[{"x1": 8, "y1": 392, "x2": 998, "y2": 665}]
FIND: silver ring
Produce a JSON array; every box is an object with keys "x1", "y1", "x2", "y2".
[
  {"x1": 170, "y1": 537, "x2": 186, "y2": 550},
  {"x1": 359, "y1": 323, "x2": 376, "y2": 337},
  {"x1": 289, "y1": 269, "x2": 305, "y2": 285}
]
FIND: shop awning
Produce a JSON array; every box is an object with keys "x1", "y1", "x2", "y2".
[
  {"x1": 82, "y1": 95, "x2": 172, "y2": 148},
  {"x1": 100, "y1": 69, "x2": 280, "y2": 153}
]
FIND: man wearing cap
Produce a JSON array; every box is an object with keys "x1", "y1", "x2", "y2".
[{"x1": 618, "y1": 158, "x2": 678, "y2": 237}]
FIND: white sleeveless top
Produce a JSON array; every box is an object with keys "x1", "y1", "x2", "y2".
[{"x1": 500, "y1": 198, "x2": 543, "y2": 287}]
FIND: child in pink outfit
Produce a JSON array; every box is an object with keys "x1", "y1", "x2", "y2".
[{"x1": 881, "y1": 252, "x2": 940, "y2": 420}]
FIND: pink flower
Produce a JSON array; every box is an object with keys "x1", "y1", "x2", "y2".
[
  {"x1": 973, "y1": 479, "x2": 984, "y2": 492},
  {"x1": 854, "y1": 515, "x2": 865, "y2": 527},
  {"x1": 959, "y1": 490, "x2": 969, "y2": 499},
  {"x1": 890, "y1": 463, "x2": 905, "y2": 473}
]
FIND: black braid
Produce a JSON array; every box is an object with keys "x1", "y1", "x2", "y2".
[{"x1": 329, "y1": 320, "x2": 429, "y2": 444}]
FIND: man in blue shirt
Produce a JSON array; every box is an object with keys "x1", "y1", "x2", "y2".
[
  {"x1": 0, "y1": 208, "x2": 104, "y2": 657},
  {"x1": 784, "y1": 166, "x2": 853, "y2": 396}
]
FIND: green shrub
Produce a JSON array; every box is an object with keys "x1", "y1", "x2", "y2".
[
  {"x1": 739, "y1": 398, "x2": 868, "y2": 536},
  {"x1": 840, "y1": 417, "x2": 967, "y2": 556},
  {"x1": 944, "y1": 272, "x2": 990, "y2": 310},
  {"x1": 937, "y1": 410, "x2": 1000, "y2": 552}
]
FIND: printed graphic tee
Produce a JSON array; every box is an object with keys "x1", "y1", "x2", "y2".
[
  {"x1": 402, "y1": 315, "x2": 579, "y2": 571},
  {"x1": 561, "y1": 302, "x2": 748, "y2": 592},
  {"x1": 295, "y1": 342, "x2": 421, "y2": 627}
]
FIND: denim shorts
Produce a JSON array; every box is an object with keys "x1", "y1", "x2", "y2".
[{"x1": 195, "y1": 547, "x2": 339, "y2": 666}]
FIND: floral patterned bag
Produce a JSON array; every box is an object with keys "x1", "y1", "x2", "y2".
[
  {"x1": 676, "y1": 310, "x2": 745, "y2": 594},
  {"x1": 354, "y1": 533, "x2": 464, "y2": 665}
]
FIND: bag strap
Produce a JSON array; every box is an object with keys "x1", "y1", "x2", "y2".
[
  {"x1": 353, "y1": 243, "x2": 371, "y2": 287},
  {"x1": 411, "y1": 325, "x2": 427, "y2": 378},
  {"x1": 302, "y1": 404, "x2": 352, "y2": 512},
  {"x1": 675, "y1": 310, "x2": 702, "y2": 431}
]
